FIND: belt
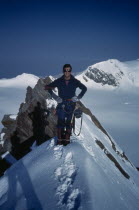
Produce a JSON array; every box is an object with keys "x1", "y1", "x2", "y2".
[{"x1": 63, "y1": 99, "x2": 72, "y2": 101}]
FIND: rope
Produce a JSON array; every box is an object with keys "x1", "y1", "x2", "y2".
[
  {"x1": 60, "y1": 100, "x2": 83, "y2": 136},
  {"x1": 72, "y1": 113, "x2": 83, "y2": 136}
]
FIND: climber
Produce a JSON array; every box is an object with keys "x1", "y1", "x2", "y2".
[{"x1": 44, "y1": 64, "x2": 87, "y2": 145}]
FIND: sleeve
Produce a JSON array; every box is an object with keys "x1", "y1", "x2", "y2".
[
  {"x1": 44, "y1": 79, "x2": 59, "y2": 99},
  {"x1": 76, "y1": 79, "x2": 87, "y2": 99},
  {"x1": 44, "y1": 79, "x2": 59, "y2": 90}
]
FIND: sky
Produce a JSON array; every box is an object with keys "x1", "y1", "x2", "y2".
[{"x1": 0, "y1": 0, "x2": 139, "y2": 78}]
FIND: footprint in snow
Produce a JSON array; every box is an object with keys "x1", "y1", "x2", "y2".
[
  {"x1": 55, "y1": 152, "x2": 81, "y2": 210},
  {"x1": 46, "y1": 138, "x2": 55, "y2": 150},
  {"x1": 54, "y1": 145, "x2": 63, "y2": 160}
]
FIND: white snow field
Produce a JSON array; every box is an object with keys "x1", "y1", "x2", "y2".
[
  {"x1": 76, "y1": 59, "x2": 139, "y2": 166},
  {"x1": 76, "y1": 59, "x2": 139, "y2": 89},
  {"x1": 0, "y1": 59, "x2": 139, "y2": 165},
  {"x1": 0, "y1": 112, "x2": 139, "y2": 210}
]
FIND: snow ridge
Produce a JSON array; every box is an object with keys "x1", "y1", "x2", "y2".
[
  {"x1": 54, "y1": 145, "x2": 63, "y2": 160},
  {"x1": 54, "y1": 150, "x2": 80, "y2": 210},
  {"x1": 76, "y1": 59, "x2": 139, "y2": 89}
]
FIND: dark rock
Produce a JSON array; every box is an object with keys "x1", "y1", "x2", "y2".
[
  {"x1": 95, "y1": 139, "x2": 130, "y2": 179},
  {"x1": 85, "y1": 67, "x2": 124, "y2": 87},
  {"x1": 0, "y1": 76, "x2": 57, "y2": 158},
  {"x1": 0, "y1": 157, "x2": 11, "y2": 177}
]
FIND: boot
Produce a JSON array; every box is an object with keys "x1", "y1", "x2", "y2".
[
  {"x1": 57, "y1": 128, "x2": 62, "y2": 145},
  {"x1": 65, "y1": 128, "x2": 71, "y2": 144}
]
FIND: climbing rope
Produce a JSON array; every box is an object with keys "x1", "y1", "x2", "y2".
[
  {"x1": 61, "y1": 100, "x2": 83, "y2": 137},
  {"x1": 72, "y1": 112, "x2": 83, "y2": 136}
]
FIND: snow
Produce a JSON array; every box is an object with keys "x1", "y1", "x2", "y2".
[
  {"x1": 49, "y1": 75, "x2": 55, "y2": 81},
  {"x1": 9, "y1": 114, "x2": 17, "y2": 120},
  {"x1": 0, "y1": 133, "x2": 5, "y2": 141},
  {"x1": 79, "y1": 85, "x2": 139, "y2": 166},
  {"x1": 0, "y1": 73, "x2": 39, "y2": 88},
  {"x1": 0, "y1": 133, "x2": 5, "y2": 146},
  {"x1": 30, "y1": 141, "x2": 37, "y2": 151},
  {"x1": 0, "y1": 113, "x2": 139, "y2": 210},
  {"x1": 46, "y1": 98, "x2": 57, "y2": 109},
  {"x1": 1, "y1": 152, "x2": 17, "y2": 165},
  {"x1": 76, "y1": 59, "x2": 139, "y2": 90},
  {"x1": 75, "y1": 59, "x2": 139, "y2": 165},
  {"x1": 0, "y1": 59, "x2": 139, "y2": 209},
  {"x1": 0, "y1": 59, "x2": 139, "y2": 165},
  {"x1": 54, "y1": 151, "x2": 79, "y2": 209},
  {"x1": 0, "y1": 73, "x2": 39, "y2": 131}
]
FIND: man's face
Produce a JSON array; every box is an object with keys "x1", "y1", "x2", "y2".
[{"x1": 64, "y1": 67, "x2": 71, "y2": 77}]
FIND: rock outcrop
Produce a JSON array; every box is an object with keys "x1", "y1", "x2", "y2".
[
  {"x1": 85, "y1": 67, "x2": 124, "y2": 87},
  {"x1": 0, "y1": 76, "x2": 57, "y2": 158}
]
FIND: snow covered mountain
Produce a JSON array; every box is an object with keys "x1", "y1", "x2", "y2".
[
  {"x1": 77, "y1": 59, "x2": 139, "y2": 89},
  {"x1": 75, "y1": 59, "x2": 139, "y2": 166},
  {"x1": 0, "y1": 59, "x2": 139, "y2": 166},
  {"x1": 0, "y1": 112, "x2": 139, "y2": 210},
  {"x1": 0, "y1": 73, "x2": 39, "y2": 88},
  {"x1": 0, "y1": 59, "x2": 139, "y2": 209}
]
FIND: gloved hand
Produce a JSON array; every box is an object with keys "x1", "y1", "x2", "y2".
[
  {"x1": 56, "y1": 96, "x2": 62, "y2": 104},
  {"x1": 71, "y1": 96, "x2": 79, "y2": 102}
]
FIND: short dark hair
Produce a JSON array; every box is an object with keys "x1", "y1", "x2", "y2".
[{"x1": 63, "y1": 64, "x2": 72, "y2": 72}]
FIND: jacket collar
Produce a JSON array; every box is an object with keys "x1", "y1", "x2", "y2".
[{"x1": 61, "y1": 74, "x2": 74, "y2": 81}]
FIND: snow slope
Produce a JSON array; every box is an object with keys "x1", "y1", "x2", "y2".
[
  {"x1": 75, "y1": 59, "x2": 139, "y2": 166},
  {"x1": 76, "y1": 59, "x2": 139, "y2": 89},
  {"x1": 0, "y1": 114, "x2": 139, "y2": 210}
]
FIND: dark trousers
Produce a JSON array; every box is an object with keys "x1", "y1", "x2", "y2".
[
  {"x1": 56, "y1": 101, "x2": 75, "y2": 140},
  {"x1": 56, "y1": 101, "x2": 75, "y2": 130}
]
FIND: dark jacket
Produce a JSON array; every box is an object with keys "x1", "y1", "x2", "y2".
[{"x1": 45, "y1": 75, "x2": 87, "y2": 100}]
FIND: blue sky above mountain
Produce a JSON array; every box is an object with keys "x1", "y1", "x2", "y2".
[{"x1": 0, "y1": 0, "x2": 139, "y2": 78}]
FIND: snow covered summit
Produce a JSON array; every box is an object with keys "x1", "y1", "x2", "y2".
[{"x1": 77, "y1": 59, "x2": 139, "y2": 89}]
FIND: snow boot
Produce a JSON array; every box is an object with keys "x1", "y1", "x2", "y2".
[{"x1": 57, "y1": 128, "x2": 63, "y2": 145}]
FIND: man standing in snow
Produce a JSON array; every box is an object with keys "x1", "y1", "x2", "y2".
[{"x1": 45, "y1": 64, "x2": 87, "y2": 145}]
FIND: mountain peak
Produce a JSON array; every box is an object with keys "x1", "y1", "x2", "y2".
[
  {"x1": 76, "y1": 59, "x2": 139, "y2": 89},
  {"x1": 0, "y1": 73, "x2": 39, "y2": 88}
]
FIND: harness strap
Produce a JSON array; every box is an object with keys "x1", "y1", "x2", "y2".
[
  {"x1": 62, "y1": 99, "x2": 75, "y2": 114},
  {"x1": 60, "y1": 101, "x2": 83, "y2": 136},
  {"x1": 63, "y1": 99, "x2": 72, "y2": 101}
]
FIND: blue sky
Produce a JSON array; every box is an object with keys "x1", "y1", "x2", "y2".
[{"x1": 0, "y1": 0, "x2": 139, "y2": 78}]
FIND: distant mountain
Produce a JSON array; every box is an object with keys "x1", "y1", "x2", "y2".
[
  {"x1": 0, "y1": 73, "x2": 39, "y2": 88},
  {"x1": 76, "y1": 59, "x2": 139, "y2": 89},
  {"x1": 1, "y1": 59, "x2": 138, "y2": 89}
]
